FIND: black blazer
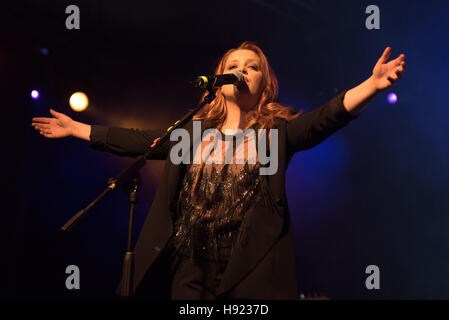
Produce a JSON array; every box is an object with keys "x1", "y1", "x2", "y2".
[{"x1": 89, "y1": 90, "x2": 359, "y2": 299}]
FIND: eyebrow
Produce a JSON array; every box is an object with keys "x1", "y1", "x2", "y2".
[{"x1": 227, "y1": 59, "x2": 259, "y2": 64}]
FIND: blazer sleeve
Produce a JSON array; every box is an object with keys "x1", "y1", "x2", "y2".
[
  {"x1": 286, "y1": 90, "x2": 359, "y2": 153},
  {"x1": 88, "y1": 125, "x2": 170, "y2": 160}
]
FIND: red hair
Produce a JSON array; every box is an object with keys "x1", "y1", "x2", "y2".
[{"x1": 193, "y1": 41, "x2": 300, "y2": 130}]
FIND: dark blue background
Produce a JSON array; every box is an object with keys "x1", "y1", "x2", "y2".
[{"x1": 3, "y1": 0, "x2": 448, "y2": 299}]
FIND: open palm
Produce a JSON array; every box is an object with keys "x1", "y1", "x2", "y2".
[
  {"x1": 31, "y1": 109, "x2": 73, "y2": 138},
  {"x1": 372, "y1": 47, "x2": 406, "y2": 90}
]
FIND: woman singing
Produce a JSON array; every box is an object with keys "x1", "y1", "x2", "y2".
[{"x1": 31, "y1": 41, "x2": 406, "y2": 299}]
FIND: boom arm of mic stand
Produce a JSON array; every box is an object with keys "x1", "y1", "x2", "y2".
[
  {"x1": 60, "y1": 89, "x2": 216, "y2": 231},
  {"x1": 59, "y1": 89, "x2": 216, "y2": 297}
]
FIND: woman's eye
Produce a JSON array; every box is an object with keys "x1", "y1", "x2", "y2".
[{"x1": 228, "y1": 65, "x2": 258, "y2": 70}]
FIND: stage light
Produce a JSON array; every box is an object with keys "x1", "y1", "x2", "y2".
[
  {"x1": 69, "y1": 92, "x2": 89, "y2": 111},
  {"x1": 40, "y1": 48, "x2": 48, "y2": 55},
  {"x1": 387, "y1": 92, "x2": 398, "y2": 104},
  {"x1": 31, "y1": 90, "x2": 39, "y2": 99}
]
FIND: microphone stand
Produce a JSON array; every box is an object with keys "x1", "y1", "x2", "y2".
[{"x1": 60, "y1": 89, "x2": 217, "y2": 297}]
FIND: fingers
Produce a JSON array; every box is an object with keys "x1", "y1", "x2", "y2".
[
  {"x1": 32, "y1": 109, "x2": 57, "y2": 127},
  {"x1": 397, "y1": 60, "x2": 406, "y2": 71},
  {"x1": 378, "y1": 47, "x2": 407, "y2": 68},
  {"x1": 31, "y1": 122, "x2": 54, "y2": 137},
  {"x1": 396, "y1": 65, "x2": 405, "y2": 73},
  {"x1": 392, "y1": 70, "x2": 401, "y2": 80},
  {"x1": 390, "y1": 56, "x2": 406, "y2": 82},
  {"x1": 33, "y1": 125, "x2": 53, "y2": 137},
  {"x1": 389, "y1": 67, "x2": 402, "y2": 82},
  {"x1": 31, "y1": 121, "x2": 52, "y2": 133},
  {"x1": 31, "y1": 110, "x2": 60, "y2": 138},
  {"x1": 378, "y1": 46, "x2": 392, "y2": 64},
  {"x1": 398, "y1": 53, "x2": 405, "y2": 61},
  {"x1": 393, "y1": 54, "x2": 406, "y2": 68},
  {"x1": 394, "y1": 60, "x2": 406, "y2": 78},
  {"x1": 32, "y1": 123, "x2": 49, "y2": 130},
  {"x1": 32, "y1": 123, "x2": 48, "y2": 133},
  {"x1": 389, "y1": 71, "x2": 402, "y2": 82},
  {"x1": 40, "y1": 131, "x2": 55, "y2": 138},
  {"x1": 32, "y1": 108, "x2": 61, "y2": 123},
  {"x1": 50, "y1": 108, "x2": 64, "y2": 118},
  {"x1": 394, "y1": 54, "x2": 406, "y2": 67},
  {"x1": 31, "y1": 117, "x2": 51, "y2": 124},
  {"x1": 387, "y1": 76, "x2": 397, "y2": 85}
]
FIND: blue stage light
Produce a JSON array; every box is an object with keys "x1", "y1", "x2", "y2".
[
  {"x1": 31, "y1": 90, "x2": 39, "y2": 100},
  {"x1": 387, "y1": 92, "x2": 398, "y2": 104}
]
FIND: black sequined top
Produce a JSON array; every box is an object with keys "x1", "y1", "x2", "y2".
[{"x1": 167, "y1": 129, "x2": 264, "y2": 265}]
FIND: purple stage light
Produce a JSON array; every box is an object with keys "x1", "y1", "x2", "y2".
[
  {"x1": 31, "y1": 90, "x2": 39, "y2": 99},
  {"x1": 387, "y1": 92, "x2": 398, "y2": 104}
]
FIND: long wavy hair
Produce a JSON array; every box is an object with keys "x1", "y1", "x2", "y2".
[
  {"x1": 193, "y1": 41, "x2": 300, "y2": 130},
  {"x1": 183, "y1": 42, "x2": 302, "y2": 211}
]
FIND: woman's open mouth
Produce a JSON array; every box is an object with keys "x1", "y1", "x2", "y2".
[{"x1": 237, "y1": 81, "x2": 249, "y2": 92}]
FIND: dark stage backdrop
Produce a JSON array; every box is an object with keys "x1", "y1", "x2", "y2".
[{"x1": 2, "y1": 0, "x2": 448, "y2": 299}]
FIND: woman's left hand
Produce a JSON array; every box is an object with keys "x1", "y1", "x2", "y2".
[{"x1": 372, "y1": 47, "x2": 406, "y2": 90}]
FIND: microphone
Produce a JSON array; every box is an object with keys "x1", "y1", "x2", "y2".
[{"x1": 192, "y1": 70, "x2": 244, "y2": 89}]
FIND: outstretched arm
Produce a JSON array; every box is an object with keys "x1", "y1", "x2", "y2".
[
  {"x1": 32, "y1": 109, "x2": 169, "y2": 160},
  {"x1": 343, "y1": 47, "x2": 407, "y2": 115},
  {"x1": 286, "y1": 47, "x2": 407, "y2": 153}
]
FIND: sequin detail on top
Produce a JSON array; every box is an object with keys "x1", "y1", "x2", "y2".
[{"x1": 168, "y1": 160, "x2": 263, "y2": 266}]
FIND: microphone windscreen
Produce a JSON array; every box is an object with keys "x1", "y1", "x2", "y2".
[{"x1": 231, "y1": 70, "x2": 244, "y2": 86}]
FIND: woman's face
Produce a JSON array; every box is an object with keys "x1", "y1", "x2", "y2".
[{"x1": 221, "y1": 49, "x2": 265, "y2": 111}]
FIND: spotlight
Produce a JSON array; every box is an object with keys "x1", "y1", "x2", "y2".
[
  {"x1": 387, "y1": 92, "x2": 398, "y2": 104},
  {"x1": 69, "y1": 92, "x2": 89, "y2": 111},
  {"x1": 31, "y1": 90, "x2": 39, "y2": 100},
  {"x1": 40, "y1": 48, "x2": 48, "y2": 55}
]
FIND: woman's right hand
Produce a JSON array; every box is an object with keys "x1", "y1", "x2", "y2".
[{"x1": 32, "y1": 109, "x2": 74, "y2": 139}]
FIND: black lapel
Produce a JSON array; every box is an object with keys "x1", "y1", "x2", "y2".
[{"x1": 216, "y1": 123, "x2": 284, "y2": 296}]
